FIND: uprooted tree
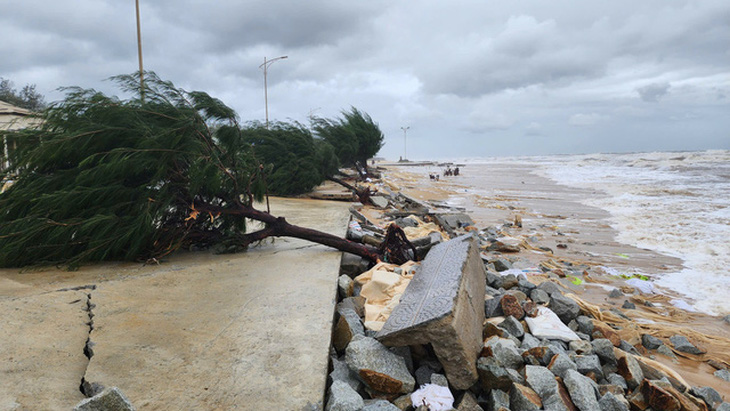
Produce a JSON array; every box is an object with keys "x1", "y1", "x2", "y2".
[{"x1": 0, "y1": 73, "x2": 395, "y2": 269}]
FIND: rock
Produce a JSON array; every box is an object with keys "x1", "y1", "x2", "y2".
[
  {"x1": 549, "y1": 293, "x2": 581, "y2": 324},
  {"x1": 326, "y1": 381, "x2": 365, "y2": 411},
  {"x1": 606, "y1": 373, "x2": 627, "y2": 390},
  {"x1": 618, "y1": 340, "x2": 640, "y2": 356},
  {"x1": 538, "y1": 281, "x2": 563, "y2": 296},
  {"x1": 498, "y1": 316, "x2": 525, "y2": 338},
  {"x1": 376, "y1": 235, "x2": 486, "y2": 390},
  {"x1": 719, "y1": 403, "x2": 730, "y2": 411},
  {"x1": 621, "y1": 300, "x2": 636, "y2": 309},
  {"x1": 576, "y1": 316, "x2": 594, "y2": 335},
  {"x1": 608, "y1": 289, "x2": 623, "y2": 298},
  {"x1": 73, "y1": 387, "x2": 135, "y2": 411},
  {"x1": 337, "y1": 296, "x2": 366, "y2": 318},
  {"x1": 569, "y1": 340, "x2": 593, "y2": 355},
  {"x1": 518, "y1": 276, "x2": 537, "y2": 292},
  {"x1": 486, "y1": 389, "x2": 510, "y2": 411},
  {"x1": 616, "y1": 352, "x2": 644, "y2": 390},
  {"x1": 414, "y1": 364, "x2": 436, "y2": 386},
  {"x1": 563, "y1": 369, "x2": 600, "y2": 411},
  {"x1": 521, "y1": 333, "x2": 541, "y2": 350},
  {"x1": 431, "y1": 373, "x2": 449, "y2": 387},
  {"x1": 482, "y1": 336, "x2": 524, "y2": 369},
  {"x1": 641, "y1": 334, "x2": 663, "y2": 350},
  {"x1": 592, "y1": 338, "x2": 617, "y2": 365},
  {"x1": 691, "y1": 386, "x2": 723, "y2": 410},
  {"x1": 548, "y1": 353, "x2": 578, "y2": 379},
  {"x1": 492, "y1": 258, "x2": 514, "y2": 272},
  {"x1": 669, "y1": 335, "x2": 706, "y2": 355},
  {"x1": 485, "y1": 285, "x2": 501, "y2": 297},
  {"x1": 714, "y1": 369, "x2": 730, "y2": 381},
  {"x1": 370, "y1": 196, "x2": 390, "y2": 209},
  {"x1": 338, "y1": 275, "x2": 354, "y2": 299},
  {"x1": 345, "y1": 337, "x2": 415, "y2": 394},
  {"x1": 530, "y1": 289, "x2": 551, "y2": 305},
  {"x1": 524, "y1": 365, "x2": 573, "y2": 411},
  {"x1": 510, "y1": 383, "x2": 543, "y2": 411},
  {"x1": 523, "y1": 301, "x2": 539, "y2": 317},
  {"x1": 392, "y1": 394, "x2": 412, "y2": 410},
  {"x1": 485, "y1": 296, "x2": 505, "y2": 318},
  {"x1": 333, "y1": 308, "x2": 365, "y2": 352},
  {"x1": 500, "y1": 294, "x2": 525, "y2": 320},
  {"x1": 477, "y1": 357, "x2": 516, "y2": 391},
  {"x1": 330, "y1": 356, "x2": 362, "y2": 391},
  {"x1": 340, "y1": 253, "x2": 370, "y2": 278},
  {"x1": 657, "y1": 344, "x2": 678, "y2": 360},
  {"x1": 598, "y1": 392, "x2": 629, "y2": 411},
  {"x1": 505, "y1": 289, "x2": 528, "y2": 303},
  {"x1": 362, "y1": 400, "x2": 400, "y2": 411},
  {"x1": 639, "y1": 379, "x2": 680, "y2": 411},
  {"x1": 599, "y1": 384, "x2": 626, "y2": 396},
  {"x1": 575, "y1": 354, "x2": 604, "y2": 380},
  {"x1": 609, "y1": 308, "x2": 631, "y2": 321},
  {"x1": 456, "y1": 391, "x2": 482, "y2": 411},
  {"x1": 522, "y1": 346, "x2": 553, "y2": 366},
  {"x1": 591, "y1": 321, "x2": 621, "y2": 347}
]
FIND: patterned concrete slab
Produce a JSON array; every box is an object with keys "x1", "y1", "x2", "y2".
[{"x1": 376, "y1": 234, "x2": 486, "y2": 389}]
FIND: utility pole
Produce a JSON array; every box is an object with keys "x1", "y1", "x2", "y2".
[
  {"x1": 135, "y1": 0, "x2": 144, "y2": 101},
  {"x1": 259, "y1": 56, "x2": 288, "y2": 128},
  {"x1": 401, "y1": 126, "x2": 410, "y2": 160}
]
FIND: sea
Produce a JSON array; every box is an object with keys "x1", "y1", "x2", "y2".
[{"x1": 442, "y1": 150, "x2": 730, "y2": 316}]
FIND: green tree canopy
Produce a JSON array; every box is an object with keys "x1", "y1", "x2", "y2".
[
  {"x1": 0, "y1": 78, "x2": 46, "y2": 111},
  {"x1": 242, "y1": 122, "x2": 338, "y2": 196},
  {"x1": 312, "y1": 107, "x2": 384, "y2": 177},
  {"x1": 0, "y1": 73, "x2": 379, "y2": 268}
]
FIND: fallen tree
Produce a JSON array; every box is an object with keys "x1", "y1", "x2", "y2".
[{"x1": 0, "y1": 73, "x2": 385, "y2": 268}]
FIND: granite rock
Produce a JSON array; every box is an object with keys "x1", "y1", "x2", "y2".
[
  {"x1": 549, "y1": 293, "x2": 581, "y2": 324},
  {"x1": 345, "y1": 337, "x2": 415, "y2": 394},
  {"x1": 510, "y1": 383, "x2": 543, "y2": 411},
  {"x1": 563, "y1": 369, "x2": 600, "y2": 411},
  {"x1": 641, "y1": 334, "x2": 663, "y2": 350},
  {"x1": 598, "y1": 392, "x2": 629, "y2": 411},
  {"x1": 669, "y1": 335, "x2": 706, "y2": 355},
  {"x1": 326, "y1": 381, "x2": 365, "y2": 411},
  {"x1": 73, "y1": 387, "x2": 135, "y2": 411}
]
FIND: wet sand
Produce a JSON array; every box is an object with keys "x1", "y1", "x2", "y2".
[{"x1": 380, "y1": 162, "x2": 730, "y2": 396}]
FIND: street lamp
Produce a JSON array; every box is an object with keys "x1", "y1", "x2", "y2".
[
  {"x1": 401, "y1": 126, "x2": 410, "y2": 161},
  {"x1": 259, "y1": 55, "x2": 288, "y2": 129}
]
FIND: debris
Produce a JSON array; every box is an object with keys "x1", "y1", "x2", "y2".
[
  {"x1": 525, "y1": 306, "x2": 580, "y2": 342},
  {"x1": 410, "y1": 384, "x2": 454, "y2": 411}
]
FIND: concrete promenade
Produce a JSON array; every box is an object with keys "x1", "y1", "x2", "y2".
[{"x1": 0, "y1": 197, "x2": 350, "y2": 410}]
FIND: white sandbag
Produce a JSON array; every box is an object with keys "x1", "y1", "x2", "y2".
[
  {"x1": 525, "y1": 306, "x2": 580, "y2": 342},
  {"x1": 410, "y1": 384, "x2": 454, "y2": 411},
  {"x1": 626, "y1": 278, "x2": 655, "y2": 294}
]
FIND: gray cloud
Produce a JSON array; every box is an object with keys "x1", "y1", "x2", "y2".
[
  {"x1": 2, "y1": 0, "x2": 729, "y2": 159},
  {"x1": 637, "y1": 82, "x2": 671, "y2": 102}
]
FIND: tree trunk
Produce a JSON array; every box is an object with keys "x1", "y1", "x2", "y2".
[
  {"x1": 327, "y1": 177, "x2": 374, "y2": 206},
  {"x1": 197, "y1": 201, "x2": 381, "y2": 262}
]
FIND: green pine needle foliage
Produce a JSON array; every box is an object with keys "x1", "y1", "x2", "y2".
[
  {"x1": 0, "y1": 73, "x2": 259, "y2": 268},
  {"x1": 242, "y1": 122, "x2": 338, "y2": 196}
]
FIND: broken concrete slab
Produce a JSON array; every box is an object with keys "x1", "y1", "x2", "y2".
[
  {"x1": 0, "y1": 288, "x2": 89, "y2": 410},
  {"x1": 2, "y1": 198, "x2": 350, "y2": 410},
  {"x1": 376, "y1": 234, "x2": 486, "y2": 389}
]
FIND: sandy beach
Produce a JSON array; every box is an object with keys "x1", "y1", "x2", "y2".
[{"x1": 378, "y1": 161, "x2": 730, "y2": 397}]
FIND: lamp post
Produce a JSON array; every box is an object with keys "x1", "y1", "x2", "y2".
[
  {"x1": 135, "y1": 0, "x2": 144, "y2": 101},
  {"x1": 401, "y1": 126, "x2": 410, "y2": 160},
  {"x1": 259, "y1": 55, "x2": 288, "y2": 128}
]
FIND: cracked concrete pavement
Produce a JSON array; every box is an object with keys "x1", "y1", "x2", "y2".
[{"x1": 0, "y1": 198, "x2": 350, "y2": 410}]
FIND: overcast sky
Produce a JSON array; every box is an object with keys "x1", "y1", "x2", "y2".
[{"x1": 2, "y1": 1, "x2": 729, "y2": 160}]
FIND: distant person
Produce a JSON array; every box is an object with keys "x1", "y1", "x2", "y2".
[{"x1": 454, "y1": 167, "x2": 460, "y2": 176}]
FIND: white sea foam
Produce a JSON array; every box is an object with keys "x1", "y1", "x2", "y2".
[{"x1": 532, "y1": 150, "x2": 730, "y2": 315}]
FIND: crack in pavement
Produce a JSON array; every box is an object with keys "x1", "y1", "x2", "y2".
[{"x1": 78, "y1": 289, "x2": 103, "y2": 398}]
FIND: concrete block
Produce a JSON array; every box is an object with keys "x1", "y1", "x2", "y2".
[{"x1": 376, "y1": 234, "x2": 486, "y2": 389}]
